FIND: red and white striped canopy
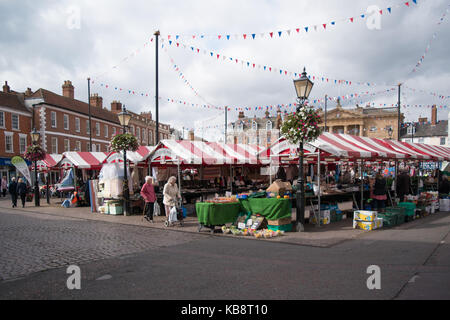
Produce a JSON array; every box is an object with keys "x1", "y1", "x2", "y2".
[
  {"x1": 258, "y1": 137, "x2": 317, "y2": 161},
  {"x1": 405, "y1": 142, "x2": 450, "y2": 161},
  {"x1": 57, "y1": 152, "x2": 109, "y2": 169},
  {"x1": 149, "y1": 140, "x2": 265, "y2": 165},
  {"x1": 382, "y1": 140, "x2": 432, "y2": 160},
  {"x1": 103, "y1": 146, "x2": 157, "y2": 165},
  {"x1": 36, "y1": 154, "x2": 63, "y2": 171}
]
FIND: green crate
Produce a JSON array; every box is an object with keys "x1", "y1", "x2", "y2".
[
  {"x1": 268, "y1": 224, "x2": 292, "y2": 232},
  {"x1": 385, "y1": 207, "x2": 406, "y2": 215},
  {"x1": 398, "y1": 202, "x2": 416, "y2": 217},
  {"x1": 378, "y1": 214, "x2": 396, "y2": 227}
]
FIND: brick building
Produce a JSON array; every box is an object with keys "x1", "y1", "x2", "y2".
[
  {"x1": 23, "y1": 80, "x2": 171, "y2": 154},
  {"x1": 0, "y1": 82, "x2": 32, "y2": 181}
]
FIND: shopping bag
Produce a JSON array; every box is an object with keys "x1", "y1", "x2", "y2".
[
  {"x1": 169, "y1": 206, "x2": 178, "y2": 223},
  {"x1": 154, "y1": 202, "x2": 161, "y2": 216}
]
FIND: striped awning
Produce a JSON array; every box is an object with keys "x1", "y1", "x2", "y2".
[
  {"x1": 58, "y1": 152, "x2": 109, "y2": 169},
  {"x1": 36, "y1": 154, "x2": 63, "y2": 171}
]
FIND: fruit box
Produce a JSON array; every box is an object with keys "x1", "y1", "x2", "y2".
[
  {"x1": 354, "y1": 210, "x2": 377, "y2": 222},
  {"x1": 353, "y1": 218, "x2": 383, "y2": 231},
  {"x1": 267, "y1": 217, "x2": 292, "y2": 226}
]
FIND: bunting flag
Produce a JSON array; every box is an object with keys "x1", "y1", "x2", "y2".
[
  {"x1": 163, "y1": 38, "x2": 392, "y2": 88},
  {"x1": 163, "y1": 0, "x2": 418, "y2": 42},
  {"x1": 409, "y1": 4, "x2": 450, "y2": 74},
  {"x1": 404, "y1": 85, "x2": 450, "y2": 100}
]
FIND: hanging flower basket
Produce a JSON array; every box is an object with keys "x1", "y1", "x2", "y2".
[
  {"x1": 110, "y1": 133, "x2": 139, "y2": 152},
  {"x1": 24, "y1": 144, "x2": 46, "y2": 162},
  {"x1": 281, "y1": 105, "x2": 322, "y2": 144}
]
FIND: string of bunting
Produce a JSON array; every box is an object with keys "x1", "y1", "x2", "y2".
[
  {"x1": 410, "y1": 4, "x2": 450, "y2": 74},
  {"x1": 165, "y1": 1, "x2": 419, "y2": 41},
  {"x1": 163, "y1": 38, "x2": 394, "y2": 88},
  {"x1": 404, "y1": 85, "x2": 450, "y2": 100}
]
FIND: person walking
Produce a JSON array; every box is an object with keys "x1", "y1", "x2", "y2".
[
  {"x1": 396, "y1": 169, "x2": 411, "y2": 203},
  {"x1": 372, "y1": 172, "x2": 387, "y2": 212},
  {"x1": 8, "y1": 177, "x2": 18, "y2": 208},
  {"x1": 1, "y1": 176, "x2": 7, "y2": 197},
  {"x1": 140, "y1": 176, "x2": 156, "y2": 223},
  {"x1": 16, "y1": 178, "x2": 28, "y2": 208},
  {"x1": 163, "y1": 176, "x2": 180, "y2": 220}
]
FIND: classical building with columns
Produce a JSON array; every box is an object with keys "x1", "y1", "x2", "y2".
[{"x1": 317, "y1": 99, "x2": 403, "y2": 139}]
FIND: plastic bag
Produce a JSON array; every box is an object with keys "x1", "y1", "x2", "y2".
[
  {"x1": 154, "y1": 201, "x2": 161, "y2": 216},
  {"x1": 169, "y1": 206, "x2": 178, "y2": 223}
]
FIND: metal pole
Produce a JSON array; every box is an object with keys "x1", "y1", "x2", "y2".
[
  {"x1": 317, "y1": 152, "x2": 321, "y2": 227},
  {"x1": 46, "y1": 171, "x2": 50, "y2": 204},
  {"x1": 360, "y1": 160, "x2": 363, "y2": 210},
  {"x1": 397, "y1": 83, "x2": 401, "y2": 141},
  {"x1": 34, "y1": 160, "x2": 40, "y2": 206},
  {"x1": 324, "y1": 94, "x2": 327, "y2": 132},
  {"x1": 296, "y1": 140, "x2": 305, "y2": 231},
  {"x1": 87, "y1": 77, "x2": 92, "y2": 151},
  {"x1": 122, "y1": 122, "x2": 129, "y2": 216},
  {"x1": 154, "y1": 30, "x2": 160, "y2": 145},
  {"x1": 224, "y1": 106, "x2": 227, "y2": 143}
]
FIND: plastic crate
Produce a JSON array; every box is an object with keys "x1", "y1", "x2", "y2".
[
  {"x1": 385, "y1": 207, "x2": 406, "y2": 215},
  {"x1": 268, "y1": 223, "x2": 292, "y2": 232},
  {"x1": 378, "y1": 213, "x2": 397, "y2": 227},
  {"x1": 398, "y1": 202, "x2": 416, "y2": 217}
]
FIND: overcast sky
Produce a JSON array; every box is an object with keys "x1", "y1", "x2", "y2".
[{"x1": 1, "y1": 0, "x2": 449, "y2": 141}]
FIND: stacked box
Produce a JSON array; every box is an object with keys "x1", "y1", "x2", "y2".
[
  {"x1": 353, "y1": 210, "x2": 382, "y2": 231},
  {"x1": 309, "y1": 210, "x2": 330, "y2": 225},
  {"x1": 354, "y1": 210, "x2": 377, "y2": 222}
]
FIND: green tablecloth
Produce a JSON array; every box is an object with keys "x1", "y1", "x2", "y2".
[
  {"x1": 196, "y1": 202, "x2": 242, "y2": 226},
  {"x1": 239, "y1": 198, "x2": 291, "y2": 220}
]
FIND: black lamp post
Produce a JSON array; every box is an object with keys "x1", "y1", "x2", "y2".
[
  {"x1": 293, "y1": 67, "x2": 314, "y2": 232},
  {"x1": 30, "y1": 128, "x2": 40, "y2": 207},
  {"x1": 387, "y1": 126, "x2": 393, "y2": 139},
  {"x1": 118, "y1": 105, "x2": 132, "y2": 216}
]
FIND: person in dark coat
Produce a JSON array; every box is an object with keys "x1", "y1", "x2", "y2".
[
  {"x1": 439, "y1": 175, "x2": 450, "y2": 195},
  {"x1": 16, "y1": 178, "x2": 28, "y2": 208},
  {"x1": 8, "y1": 177, "x2": 18, "y2": 208},
  {"x1": 372, "y1": 172, "x2": 387, "y2": 212},
  {"x1": 396, "y1": 169, "x2": 411, "y2": 203}
]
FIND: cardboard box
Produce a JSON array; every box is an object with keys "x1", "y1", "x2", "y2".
[
  {"x1": 338, "y1": 201, "x2": 353, "y2": 211},
  {"x1": 354, "y1": 210, "x2": 377, "y2": 222},
  {"x1": 353, "y1": 218, "x2": 383, "y2": 230},
  {"x1": 268, "y1": 217, "x2": 292, "y2": 226},
  {"x1": 266, "y1": 180, "x2": 292, "y2": 195}
]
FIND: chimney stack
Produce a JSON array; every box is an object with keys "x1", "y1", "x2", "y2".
[
  {"x1": 189, "y1": 130, "x2": 195, "y2": 141},
  {"x1": 62, "y1": 80, "x2": 74, "y2": 99},
  {"x1": 140, "y1": 111, "x2": 152, "y2": 121},
  {"x1": 110, "y1": 100, "x2": 122, "y2": 113},
  {"x1": 238, "y1": 111, "x2": 245, "y2": 119},
  {"x1": 90, "y1": 93, "x2": 103, "y2": 108},
  {"x1": 24, "y1": 88, "x2": 32, "y2": 97},
  {"x1": 3, "y1": 81, "x2": 10, "y2": 93},
  {"x1": 418, "y1": 117, "x2": 428, "y2": 125},
  {"x1": 431, "y1": 104, "x2": 437, "y2": 125}
]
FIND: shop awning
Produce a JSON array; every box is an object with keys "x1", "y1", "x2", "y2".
[
  {"x1": 57, "y1": 152, "x2": 109, "y2": 169},
  {"x1": 405, "y1": 143, "x2": 450, "y2": 161},
  {"x1": 382, "y1": 140, "x2": 433, "y2": 160},
  {"x1": 103, "y1": 146, "x2": 158, "y2": 165}
]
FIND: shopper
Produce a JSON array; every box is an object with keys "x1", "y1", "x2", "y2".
[
  {"x1": 372, "y1": 172, "x2": 387, "y2": 212},
  {"x1": 140, "y1": 176, "x2": 156, "y2": 223},
  {"x1": 163, "y1": 176, "x2": 180, "y2": 219},
  {"x1": 1, "y1": 176, "x2": 7, "y2": 197},
  {"x1": 16, "y1": 178, "x2": 27, "y2": 208},
  {"x1": 276, "y1": 166, "x2": 287, "y2": 181},
  {"x1": 341, "y1": 170, "x2": 352, "y2": 184},
  {"x1": 8, "y1": 177, "x2": 18, "y2": 208},
  {"x1": 396, "y1": 169, "x2": 411, "y2": 203},
  {"x1": 439, "y1": 175, "x2": 450, "y2": 195}
]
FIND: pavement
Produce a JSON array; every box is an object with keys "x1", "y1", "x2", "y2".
[{"x1": 0, "y1": 196, "x2": 449, "y2": 300}]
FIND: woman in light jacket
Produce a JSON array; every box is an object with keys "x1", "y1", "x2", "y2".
[{"x1": 163, "y1": 176, "x2": 180, "y2": 218}]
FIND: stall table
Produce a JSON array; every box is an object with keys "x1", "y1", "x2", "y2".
[{"x1": 196, "y1": 202, "x2": 242, "y2": 233}]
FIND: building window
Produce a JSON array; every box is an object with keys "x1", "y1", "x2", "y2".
[
  {"x1": 419, "y1": 138, "x2": 424, "y2": 143},
  {"x1": 19, "y1": 135, "x2": 27, "y2": 154},
  {"x1": 86, "y1": 142, "x2": 90, "y2": 152},
  {"x1": 5, "y1": 133, "x2": 13, "y2": 153},
  {"x1": 64, "y1": 139, "x2": 70, "y2": 152},
  {"x1": 407, "y1": 126, "x2": 415, "y2": 135},
  {"x1": 75, "y1": 141, "x2": 81, "y2": 151},
  {"x1": 104, "y1": 124, "x2": 108, "y2": 138},
  {"x1": 440, "y1": 137, "x2": 446, "y2": 145},
  {"x1": 96, "y1": 123, "x2": 100, "y2": 136},
  {"x1": 51, "y1": 137, "x2": 58, "y2": 154},
  {"x1": 142, "y1": 129, "x2": 147, "y2": 143},
  {"x1": 131, "y1": 125, "x2": 135, "y2": 136},
  {"x1": 266, "y1": 120, "x2": 272, "y2": 131},
  {"x1": 238, "y1": 122, "x2": 244, "y2": 132},
  {"x1": 86, "y1": 120, "x2": 90, "y2": 135},
  {"x1": 149, "y1": 130, "x2": 153, "y2": 145},
  {"x1": 75, "y1": 117, "x2": 80, "y2": 132},
  {"x1": 112, "y1": 127, "x2": 116, "y2": 136},
  {"x1": 370, "y1": 126, "x2": 377, "y2": 132},
  {"x1": 51, "y1": 112, "x2": 57, "y2": 128},
  {"x1": 63, "y1": 114, "x2": 69, "y2": 130},
  {"x1": 252, "y1": 121, "x2": 258, "y2": 131},
  {"x1": 0, "y1": 112, "x2": 4, "y2": 128},
  {"x1": 136, "y1": 127, "x2": 140, "y2": 140},
  {"x1": 12, "y1": 114, "x2": 19, "y2": 130}
]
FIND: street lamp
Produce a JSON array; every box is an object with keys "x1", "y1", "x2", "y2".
[
  {"x1": 387, "y1": 126, "x2": 393, "y2": 139},
  {"x1": 118, "y1": 105, "x2": 132, "y2": 216},
  {"x1": 293, "y1": 67, "x2": 314, "y2": 232},
  {"x1": 30, "y1": 128, "x2": 40, "y2": 207}
]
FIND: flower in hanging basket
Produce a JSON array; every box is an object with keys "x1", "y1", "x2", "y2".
[
  {"x1": 110, "y1": 133, "x2": 139, "y2": 152},
  {"x1": 281, "y1": 105, "x2": 322, "y2": 144},
  {"x1": 24, "y1": 144, "x2": 46, "y2": 162}
]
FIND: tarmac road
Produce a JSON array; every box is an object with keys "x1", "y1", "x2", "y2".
[{"x1": 0, "y1": 204, "x2": 449, "y2": 300}]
